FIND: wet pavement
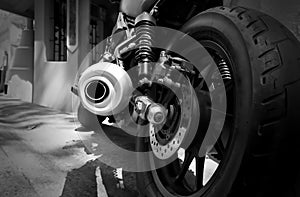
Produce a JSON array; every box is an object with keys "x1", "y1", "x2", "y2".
[{"x1": 0, "y1": 95, "x2": 139, "y2": 197}]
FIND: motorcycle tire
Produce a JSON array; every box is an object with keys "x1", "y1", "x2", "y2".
[{"x1": 136, "y1": 6, "x2": 300, "y2": 197}]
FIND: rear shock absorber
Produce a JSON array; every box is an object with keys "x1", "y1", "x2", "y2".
[
  {"x1": 134, "y1": 12, "x2": 156, "y2": 78},
  {"x1": 218, "y1": 59, "x2": 232, "y2": 80}
]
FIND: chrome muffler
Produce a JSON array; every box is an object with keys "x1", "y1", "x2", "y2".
[
  {"x1": 85, "y1": 80, "x2": 109, "y2": 103},
  {"x1": 78, "y1": 62, "x2": 133, "y2": 116}
]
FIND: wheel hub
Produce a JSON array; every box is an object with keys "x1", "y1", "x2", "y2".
[{"x1": 134, "y1": 96, "x2": 167, "y2": 125}]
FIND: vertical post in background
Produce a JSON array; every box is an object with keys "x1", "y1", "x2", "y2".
[{"x1": 0, "y1": 51, "x2": 8, "y2": 94}]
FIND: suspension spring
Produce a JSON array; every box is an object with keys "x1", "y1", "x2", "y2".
[
  {"x1": 134, "y1": 12, "x2": 156, "y2": 77},
  {"x1": 218, "y1": 59, "x2": 232, "y2": 80}
]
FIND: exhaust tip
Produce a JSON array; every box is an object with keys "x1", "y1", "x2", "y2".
[{"x1": 85, "y1": 80, "x2": 109, "y2": 103}]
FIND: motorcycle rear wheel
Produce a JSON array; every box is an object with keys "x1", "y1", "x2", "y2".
[{"x1": 136, "y1": 6, "x2": 300, "y2": 197}]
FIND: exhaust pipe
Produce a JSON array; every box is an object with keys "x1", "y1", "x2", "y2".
[
  {"x1": 85, "y1": 80, "x2": 109, "y2": 103},
  {"x1": 78, "y1": 62, "x2": 133, "y2": 116}
]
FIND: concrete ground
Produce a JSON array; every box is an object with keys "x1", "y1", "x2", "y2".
[
  {"x1": 0, "y1": 95, "x2": 139, "y2": 197},
  {"x1": 1, "y1": 95, "x2": 299, "y2": 197}
]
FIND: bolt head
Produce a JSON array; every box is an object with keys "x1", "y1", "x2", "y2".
[
  {"x1": 154, "y1": 112, "x2": 164, "y2": 122},
  {"x1": 147, "y1": 104, "x2": 166, "y2": 125},
  {"x1": 136, "y1": 101, "x2": 145, "y2": 112}
]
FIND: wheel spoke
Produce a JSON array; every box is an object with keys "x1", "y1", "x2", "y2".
[
  {"x1": 196, "y1": 156, "x2": 205, "y2": 189},
  {"x1": 161, "y1": 91, "x2": 176, "y2": 107},
  {"x1": 149, "y1": 84, "x2": 157, "y2": 101},
  {"x1": 175, "y1": 149, "x2": 196, "y2": 183},
  {"x1": 214, "y1": 137, "x2": 225, "y2": 159}
]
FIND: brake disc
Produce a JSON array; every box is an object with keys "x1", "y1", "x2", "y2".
[{"x1": 149, "y1": 85, "x2": 197, "y2": 160}]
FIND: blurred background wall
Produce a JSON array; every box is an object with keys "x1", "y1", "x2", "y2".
[{"x1": 0, "y1": 0, "x2": 299, "y2": 112}]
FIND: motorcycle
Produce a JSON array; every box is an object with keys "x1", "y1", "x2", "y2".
[{"x1": 72, "y1": 0, "x2": 300, "y2": 196}]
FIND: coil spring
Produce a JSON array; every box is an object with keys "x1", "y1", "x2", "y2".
[
  {"x1": 135, "y1": 20, "x2": 155, "y2": 63},
  {"x1": 218, "y1": 59, "x2": 232, "y2": 80}
]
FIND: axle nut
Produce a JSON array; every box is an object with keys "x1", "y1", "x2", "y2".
[
  {"x1": 154, "y1": 112, "x2": 164, "y2": 123},
  {"x1": 147, "y1": 104, "x2": 166, "y2": 125}
]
